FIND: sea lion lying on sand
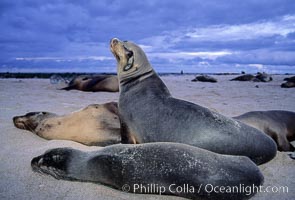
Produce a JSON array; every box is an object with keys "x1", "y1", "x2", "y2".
[
  {"x1": 233, "y1": 110, "x2": 295, "y2": 152},
  {"x1": 281, "y1": 76, "x2": 295, "y2": 88},
  {"x1": 13, "y1": 102, "x2": 121, "y2": 146},
  {"x1": 61, "y1": 75, "x2": 119, "y2": 92},
  {"x1": 231, "y1": 73, "x2": 272, "y2": 82},
  {"x1": 31, "y1": 142, "x2": 264, "y2": 200},
  {"x1": 191, "y1": 75, "x2": 217, "y2": 83}
]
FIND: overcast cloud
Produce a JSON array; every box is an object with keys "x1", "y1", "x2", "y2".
[{"x1": 1, "y1": 0, "x2": 295, "y2": 73}]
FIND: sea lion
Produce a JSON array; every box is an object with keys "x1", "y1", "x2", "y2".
[
  {"x1": 281, "y1": 81, "x2": 295, "y2": 88},
  {"x1": 61, "y1": 75, "x2": 119, "y2": 92},
  {"x1": 191, "y1": 75, "x2": 217, "y2": 83},
  {"x1": 281, "y1": 76, "x2": 295, "y2": 88},
  {"x1": 284, "y1": 76, "x2": 295, "y2": 82},
  {"x1": 233, "y1": 110, "x2": 295, "y2": 152},
  {"x1": 254, "y1": 72, "x2": 273, "y2": 82},
  {"x1": 230, "y1": 73, "x2": 272, "y2": 82},
  {"x1": 230, "y1": 74, "x2": 255, "y2": 81},
  {"x1": 13, "y1": 102, "x2": 121, "y2": 146},
  {"x1": 110, "y1": 38, "x2": 276, "y2": 165},
  {"x1": 31, "y1": 142, "x2": 263, "y2": 200}
]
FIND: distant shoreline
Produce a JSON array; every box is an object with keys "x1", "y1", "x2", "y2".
[{"x1": 1, "y1": 72, "x2": 294, "y2": 79}]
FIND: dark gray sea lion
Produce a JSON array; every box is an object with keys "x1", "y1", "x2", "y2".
[
  {"x1": 254, "y1": 72, "x2": 272, "y2": 82},
  {"x1": 284, "y1": 76, "x2": 295, "y2": 82},
  {"x1": 281, "y1": 82, "x2": 295, "y2": 88},
  {"x1": 61, "y1": 75, "x2": 119, "y2": 92},
  {"x1": 233, "y1": 110, "x2": 295, "y2": 152},
  {"x1": 230, "y1": 73, "x2": 272, "y2": 82},
  {"x1": 191, "y1": 75, "x2": 217, "y2": 83},
  {"x1": 230, "y1": 74, "x2": 255, "y2": 81},
  {"x1": 13, "y1": 102, "x2": 121, "y2": 146},
  {"x1": 110, "y1": 38, "x2": 276, "y2": 165},
  {"x1": 31, "y1": 142, "x2": 263, "y2": 200},
  {"x1": 281, "y1": 76, "x2": 295, "y2": 88}
]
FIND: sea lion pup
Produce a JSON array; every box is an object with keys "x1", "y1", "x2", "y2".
[
  {"x1": 31, "y1": 142, "x2": 263, "y2": 200},
  {"x1": 191, "y1": 75, "x2": 217, "y2": 83},
  {"x1": 61, "y1": 75, "x2": 119, "y2": 92},
  {"x1": 13, "y1": 102, "x2": 121, "y2": 146},
  {"x1": 233, "y1": 110, "x2": 295, "y2": 152},
  {"x1": 110, "y1": 38, "x2": 276, "y2": 165}
]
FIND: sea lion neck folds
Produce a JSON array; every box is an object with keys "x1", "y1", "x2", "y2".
[{"x1": 110, "y1": 38, "x2": 154, "y2": 85}]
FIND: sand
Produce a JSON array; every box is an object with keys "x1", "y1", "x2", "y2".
[{"x1": 0, "y1": 75, "x2": 294, "y2": 200}]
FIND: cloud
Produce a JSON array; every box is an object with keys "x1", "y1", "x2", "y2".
[
  {"x1": 15, "y1": 56, "x2": 113, "y2": 62},
  {"x1": 1, "y1": 0, "x2": 295, "y2": 73},
  {"x1": 185, "y1": 16, "x2": 295, "y2": 41}
]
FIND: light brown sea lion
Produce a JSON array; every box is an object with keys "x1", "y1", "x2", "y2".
[
  {"x1": 61, "y1": 75, "x2": 119, "y2": 92},
  {"x1": 110, "y1": 38, "x2": 276, "y2": 165},
  {"x1": 233, "y1": 110, "x2": 295, "y2": 152},
  {"x1": 13, "y1": 102, "x2": 121, "y2": 146}
]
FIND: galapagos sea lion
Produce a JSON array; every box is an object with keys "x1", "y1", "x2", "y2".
[
  {"x1": 230, "y1": 73, "x2": 272, "y2": 82},
  {"x1": 191, "y1": 75, "x2": 217, "y2": 83},
  {"x1": 254, "y1": 72, "x2": 273, "y2": 82},
  {"x1": 31, "y1": 142, "x2": 263, "y2": 200},
  {"x1": 281, "y1": 76, "x2": 295, "y2": 88},
  {"x1": 281, "y1": 81, "x2": 295, "y2": 88},
  {"x1": 284, "y1": 76, "x2": 295, "y2": 82},
  {"x1": 61, "y1": 75, "x2": 119, "y2": 92},
  {"x1": 233, "y1": 110, "x2": 295, "y2": 152},
  {"x1": 230, "y1": 74, "x2": 255, "y2": 81},
  {"x1": 13, "y1": 102, "x2": 121, "y2": 146},
  {"x1": 110, "y1": 38, "x2": 276, "y2": 165}
]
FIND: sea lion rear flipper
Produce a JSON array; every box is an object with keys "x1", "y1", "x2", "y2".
[
  {"x1": 288, "y1": 152, "x2": 295, "y2": 160},
  {"x1": 60, "y1": 85, "x2": 76, "y2": 91}
]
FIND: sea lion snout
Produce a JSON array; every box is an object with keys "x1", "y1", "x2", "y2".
[
  {"x1": 13, "y1": 116, "x2": 29, "y2": 130},
  {"x1": 110, "y1": 38, "x2": 120, "y2": 48}
]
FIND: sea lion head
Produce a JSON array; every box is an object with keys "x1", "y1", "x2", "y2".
[
  {"x1": 13, "y1": 112, "x2": 56, "y2": 131},
  {"x1": 110, "y1": 38, "x2": 153, "y2": 83}
]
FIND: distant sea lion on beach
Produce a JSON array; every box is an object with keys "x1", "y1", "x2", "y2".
[
  {"x1": 31, "y1": 142, "x2": 264, "y2": 200},
  {"x1": 230, "y1": 74, "x2": 255, "y2": 81},
  {"x1": 281, "y1": 76, "x2": 295, "y2": 88},
  {"x1": 233, "y1": 110, "x2": 295, "y2": 152},
  {"x1": 191, "y1": 75, "x2": 217, "y2": 83},
  {"x1": 254, "y1": 72, "x2": 273, "y2": 82},
  {"x1": 110, "y1": 38, "x2": 276, "y2": 165},
  {"x1": 61, "y1": 75, "x2": 119, "y2": 92},
  {"x1": 230, "y1": 72, "x2": 272, "y2": 82},
  {"x1": 13, "y1": 102, "x2": 121, "y2": 146}
]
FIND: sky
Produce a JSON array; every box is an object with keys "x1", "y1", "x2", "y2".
[{"x1": 1, "y1": 0, "x2": 295, "y2": 73}]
